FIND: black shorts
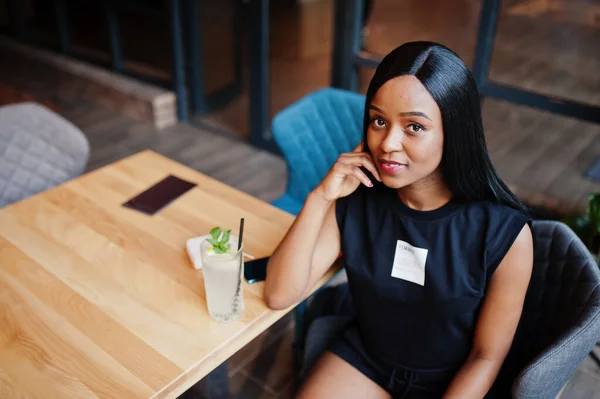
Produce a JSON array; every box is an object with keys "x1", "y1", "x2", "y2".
[{"x1": 329, "y1": 324, "x2": 458, "y2": 399}]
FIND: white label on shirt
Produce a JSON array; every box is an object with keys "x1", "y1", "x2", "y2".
[{"x1": 391, "y1": 240, "x2": 428, "y2": 286}]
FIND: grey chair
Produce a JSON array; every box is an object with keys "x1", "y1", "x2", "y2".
[
  {"x1": 300, "y1": 221, "x2": 600, "y2": 398},
  {"x1": 0, "y1": 102, "x2": 90, "y2": 208},
  {"x1": 509, "y1": 221, "x2": 600, "y2": 398}
]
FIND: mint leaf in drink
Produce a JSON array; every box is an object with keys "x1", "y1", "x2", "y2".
[
  {"x1": 213, "y1": 245, "x2": 226, "y2": 254},
  {"x1": 208, "y1": 226, "x2": 234, "y2": 255},
  {"x1": 218, "y1": 242, "x2": 229, "y2": 252},
  {"x1": 210, "y1": 227, "x2": 221, "y2": 240},
  {"x1": 222, "y1": 229, "x2": 231, "y2": 243}
]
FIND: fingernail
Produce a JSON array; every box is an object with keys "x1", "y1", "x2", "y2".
[{"x1": 368, "y1": 181, "x2": 374, "y2": 187}]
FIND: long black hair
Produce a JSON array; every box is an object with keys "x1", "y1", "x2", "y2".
[{"x1": 364, "y1": 41, "x2": 527, "y2": 213}]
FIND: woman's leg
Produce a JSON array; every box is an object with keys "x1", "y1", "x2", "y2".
[{"x1": 296, "y1": 352, "x2": 392, "y2": 399}]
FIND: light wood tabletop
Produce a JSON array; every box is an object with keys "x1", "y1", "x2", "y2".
[{"x1": 0, "y1": 150, "x2": 338, "y2": 399}]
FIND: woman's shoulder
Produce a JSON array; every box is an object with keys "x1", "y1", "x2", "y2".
[
  {"x1": 457, "y1": 200, "x2": 531, "y2": 243},
  {"x1": 464, "y1": 200, "x2": 531, "y2": 272},
  {"x1": 461, "y1": 199, "x2": 529, "y2": 220}
]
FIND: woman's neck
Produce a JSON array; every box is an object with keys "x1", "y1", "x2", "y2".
[{"x1": 397, "y1": 171, "x2": 453, "y2": 211}]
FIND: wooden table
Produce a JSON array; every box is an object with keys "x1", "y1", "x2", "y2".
[{"x1": 0, "y1": 150, "x2": 336, "y2": 398}]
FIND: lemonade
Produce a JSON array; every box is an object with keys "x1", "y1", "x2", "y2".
[{"x1": 200, "y1": 230, "x2": 244, "y2": 322}]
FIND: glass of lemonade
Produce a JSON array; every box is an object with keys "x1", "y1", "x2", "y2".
[{"x1": 200, "y1": 234, "x2": 244, "y2": 322}]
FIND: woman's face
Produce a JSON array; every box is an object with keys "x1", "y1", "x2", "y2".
[{"x1": 367, "y1": 75, "x2": 444, "y2": 190}]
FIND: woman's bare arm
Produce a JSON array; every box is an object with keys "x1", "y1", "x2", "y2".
[
  {"x1": 264, "y1": 143, "x2": 381, "y2": 310},
  {"x1": 443, "y1": 224, "x2": 533, "y2": 398},
  {"x1": 263, "y1": 191, "x2": 340, "y2": 309}
]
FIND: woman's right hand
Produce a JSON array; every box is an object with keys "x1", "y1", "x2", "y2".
[{"x1": 314, "y1": 142, "x2": 382, "y2": 202}]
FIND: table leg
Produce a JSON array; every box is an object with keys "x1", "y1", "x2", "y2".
[
  {"x1": 105, "y1": 1, "x2": 123, "y2": 72},
  {"x1": 248, "y1": 0, "x2": 270, "y2": 149},
  {"x1": 9, "y1": 0, "x2": 26, "y2": 41},
  {"x1": 207, "y1": 361, "x2": 230, "y2": 399},
  {"x1": 168, "y1": 0, "x2": 189, "y2": 121},
  {"x1": 185, "y1": 0, "x2": 207, "y2": 115},
  {"x1": 54, "y1": 0, "x2": 71, "y2": 54}
]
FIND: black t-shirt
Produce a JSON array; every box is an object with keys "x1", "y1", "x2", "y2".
[{"x1": 335, "y1": 183, "x2": 531, "y2": 370}]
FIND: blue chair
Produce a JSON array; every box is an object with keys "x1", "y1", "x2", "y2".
[
  {"x1": 270, "y1": 87, "x2": 365, "y2": 376},
  {"x1": 271, "y1": 87, "x2": 366, "y2": 215}
]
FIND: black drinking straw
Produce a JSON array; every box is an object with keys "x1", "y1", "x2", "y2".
[
  {"x1": 237, "y1": 218, "x2": 244, "y2": 251},
  {"x1": 233, "y1": 217, "x2": 245, "y2": 304}
]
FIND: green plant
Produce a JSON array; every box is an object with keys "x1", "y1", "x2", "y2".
[
  {"x1": 207, "y1": 226, "x2": 231, "y2": 254},
  {"x1": 562, "y1": 193, "x2": 600, "y2": 265}
]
